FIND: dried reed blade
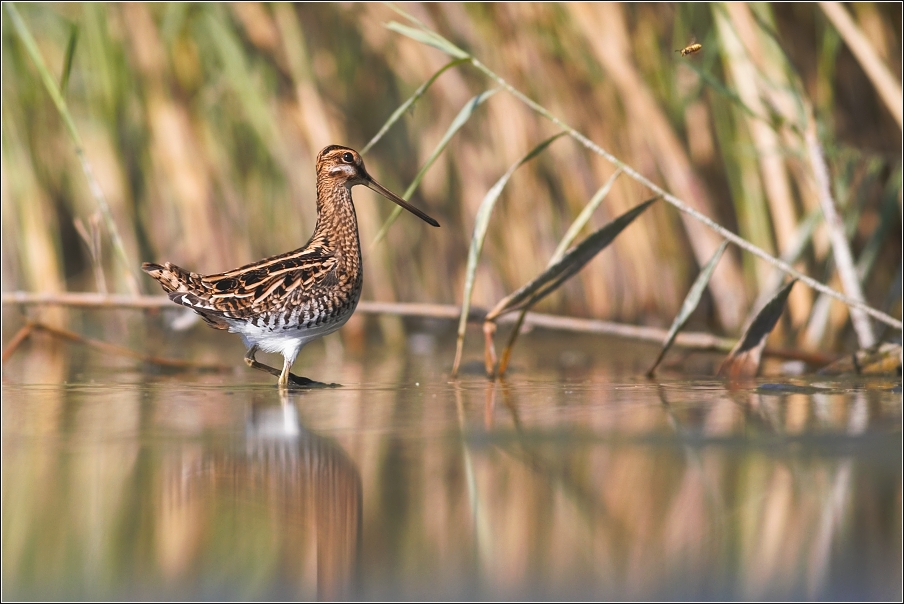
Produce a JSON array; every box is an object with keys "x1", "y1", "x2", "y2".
[
  {"x1": 805, "y1": 121, "x2": 876, "y2": 347},
  {"x1": 718, "y1": 279, "x2": 797, "y2": 378},
  {"x1": 820, "y1": 2, "x2": 903, "y2": 129}
]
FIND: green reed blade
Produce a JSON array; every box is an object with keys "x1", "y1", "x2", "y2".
[
  {"x1": 384, "y1": 21, "x2": 469, "y2": 60},
  {"x1": 486, "y1": 196, "x2": 660, "y2": 322},
  {"x1": 498, "y1": 169, "x2": 623, "y2": 377},
  {"x1": 202, "y1": 9, "x2": 282, "y2": 153},
  {"x1": 372, "y1": 88, "x2": 499, "y2": 246},
  {"x1": 648, "y1": 240, "x2": 729, "y2": 377},
  {"x1": 5, "y1": 3, "x2": 140, "y2": 293},
  {"x1": 362, "y1": 57, "x2": 470, "y2": 156},
  {"x1": 59, "y1": 24, "x2": 78, "y2": 97},
  {"x1": 451, "y1": 132, "x2": 567, "y2": 375},
  {"x1": 551, "y1": 169, "x2": 623, "y2": 264}
]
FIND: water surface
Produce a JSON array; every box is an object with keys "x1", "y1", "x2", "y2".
[{"x1": 2, "y1": 328, "x2": 901, "y2": 600}]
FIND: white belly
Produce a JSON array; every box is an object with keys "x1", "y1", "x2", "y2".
[{"x1": 229, "y1": 313, "x2": 351, "y2": 360}]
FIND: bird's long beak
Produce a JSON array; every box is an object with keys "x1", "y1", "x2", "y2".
[{"x1": 365, "y1": 176, "x2": 440, "y2": 227}]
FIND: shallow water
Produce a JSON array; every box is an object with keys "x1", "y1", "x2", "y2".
[{"x1": 2, "y1": 326, "x2": 901, "y2": 600}]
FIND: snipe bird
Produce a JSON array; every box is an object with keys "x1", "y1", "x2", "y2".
[{"x1": 143, "y1": 145, "x2": 439, "y2": 388}]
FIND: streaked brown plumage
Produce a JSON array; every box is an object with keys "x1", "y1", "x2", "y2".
[{"x1": 143, "y1": 145, "x2": 439, "y2": 388}]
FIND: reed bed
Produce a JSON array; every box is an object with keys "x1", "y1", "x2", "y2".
[{"x1": 2, "y1": 3, "x2": 901, "y2": 364}]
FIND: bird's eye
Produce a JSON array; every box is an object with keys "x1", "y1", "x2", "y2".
[{"x1": 342, "y1": 152, "x2": 355, "y2": 163}]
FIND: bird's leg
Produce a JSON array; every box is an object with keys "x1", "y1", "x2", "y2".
[
  {"x1": 278, "y1": 355, "x2": 329, "y2": 389},
  {"x1": 244, "y1": 345, "x2": 259, "y2": 365},
  {"x1": 244, "y1": 345, "x2": 284, "y2": 379},
  {"x1": 244, "y1": 346, "x2": 337, "y2": 388},
  {"x1": 277, "y1": 357, "x2": 291, "y2": 389}
]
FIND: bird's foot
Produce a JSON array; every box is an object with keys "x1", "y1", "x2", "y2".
[
  {"x1": 244, "y1": 354, "x2": 339, "y2": 388},
  {"x1": 285, "y1": 373, "x2": 341, "y2": 389}
]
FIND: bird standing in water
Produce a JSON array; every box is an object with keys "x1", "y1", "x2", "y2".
[{"x1": 143, "y1": 145, "x2": 439, "y2": 388}]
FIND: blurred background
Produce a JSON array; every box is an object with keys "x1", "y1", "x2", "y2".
[{"x1": 2, "y1": 2, "x2": 901, "y2": 351}]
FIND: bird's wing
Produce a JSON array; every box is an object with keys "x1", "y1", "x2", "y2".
[
  {"x1": 145, "y1": 241, "x2": 344, "y2": 322},
  {"x1": 196, "y1": 244, "x2": 342, "y2": 320}
]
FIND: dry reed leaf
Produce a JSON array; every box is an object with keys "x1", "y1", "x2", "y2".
[
  {"x1": 817, "y1": 342, "x2": 902, "y2": 376},
  {"x1": 718, "y1": 279, "x2": 797, "y2": 378}
]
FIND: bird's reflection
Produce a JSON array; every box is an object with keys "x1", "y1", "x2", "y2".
[{"x1": 160, "y1": 390, "x2": 361, "y2": 600}]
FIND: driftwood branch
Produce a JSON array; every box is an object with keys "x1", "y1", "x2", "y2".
[{"x1": 2, "y1": 291, "x2": 834, "y2": 364}]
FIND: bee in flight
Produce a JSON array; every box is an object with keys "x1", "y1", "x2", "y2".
[{"x1": 676, "y1": 41, "x2": 703, "y2": 57}]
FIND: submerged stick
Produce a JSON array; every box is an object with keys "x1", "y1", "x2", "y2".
[
  {"x1": 2, "y1": 320, "x2": 231, "y2": 371},
  {"x1": 2, "y1": 323, "x2": 35, "y2": 363}
]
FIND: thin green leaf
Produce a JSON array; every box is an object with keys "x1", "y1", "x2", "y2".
[
  {"x1": 203, "y1": 9, "x2": 281, "y2": 152},
  {"x1": 161, "y1": 2, "x2": 190, "y2": 44},
  {"x1": 362, "y1": 57, "x2": 469, "y2": 155},
  {"x1": 384, "y1": 21, "x2": 469, "y2": 60},
  {"x1": 384, "y1": 2, "x2": 432, "y2": 29},
  {"x1": 750, "y1": 207, "x2": 820, "y2": 317},
  {"x1": 486, "y1": 196, "x2": 660, "y2": 321},
  {"x1": 5, "y1": 3, "x2": 139, "y2": 293},
  {"x1": 372, "y1": 88, "x2": 499, "y2": 246},
  {"x1": 718, "y1": 279, "x2": 797, "y2": 378},
  {"x1": 647, "y1": 240, "x2": 729, "y2": 376},
  {"x1": 497, "y1": 169, "x2": 623, "y2": 377},
  {"x1": 451, "y1": 132, "x2": 567, "y2": 375},
  {"x1": 550, "y1": 168, "x2": 623, "y2": 264},
  {"x1": 60, "y1": 24, "x2": 79, "y2": 97}
]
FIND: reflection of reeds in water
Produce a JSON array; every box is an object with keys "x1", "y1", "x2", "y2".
[
  {"x1": 447, "y1": 379, "x2": 899, "y2": 599},
  {"x1": 1, "y1": 361, "x2": 899, "y2": 599},
  {"x1": 159, "y1": 396, "x2": 361, "y2": 600}
]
